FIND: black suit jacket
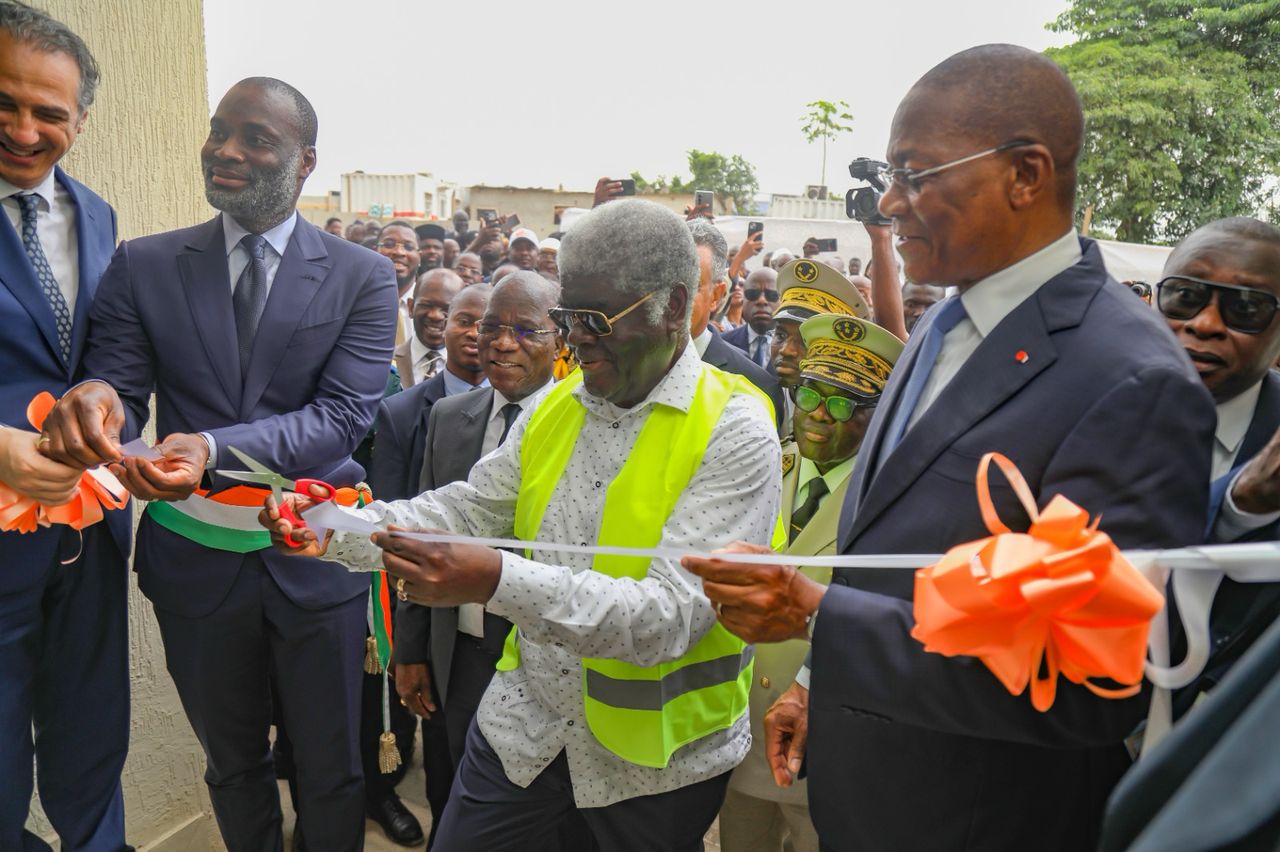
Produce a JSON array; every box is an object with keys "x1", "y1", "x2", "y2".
[
  {"x1": 368, "y1": 371, "x2": 447, "y2": 504},
  {"x1": 703, "y1": 330, "x2": 787, "y2": 433},
  {"x1": 808, "y1": 239, "x2": 1216, "y2": 851},
  {"x1": 392, "y1": 386, "x2": 511, "y2": 706},
  {"x1": 721, "y1": 322, "x2": 751, "y2": 355}
]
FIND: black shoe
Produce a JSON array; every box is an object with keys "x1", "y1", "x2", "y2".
[{"x1": 366, "y1": 795, "x2": 425, "y2": 847}]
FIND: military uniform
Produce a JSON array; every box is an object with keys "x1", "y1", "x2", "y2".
[{"x1": 720, "y1": 314, "x2": 903, "y2": 852}]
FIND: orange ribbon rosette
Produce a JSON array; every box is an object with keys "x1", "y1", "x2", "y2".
[
  {"x1": 0, "y1": 392, "x2": 129, "y2": 534},
  {"x1": 911, "y1": 453, "x2": 1164, "y2": 712}
]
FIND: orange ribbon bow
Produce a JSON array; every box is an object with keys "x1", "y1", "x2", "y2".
[
  {"x1": 0, "y1": 392, "x2": 129, "y2": 534},
  {"x1": 911, "y1": 453, "x2": 1164, "y2": 711}
]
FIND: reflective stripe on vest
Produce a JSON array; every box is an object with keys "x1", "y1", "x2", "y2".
[{"x1": 500, "y1": 363, "x2": 781, "y2": 768}]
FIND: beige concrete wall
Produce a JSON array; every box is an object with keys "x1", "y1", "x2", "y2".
[{"x1": 27, "y1": 1, "x2": 216, "y2": 849}]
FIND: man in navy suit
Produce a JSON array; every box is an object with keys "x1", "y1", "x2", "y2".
[
  {"x1": 0, "y1": 6, "x2": 131, "y2": 850},
  {"x1": 42, "y1": 78, "x2": 398, "y2": 851},
  {"x1": 687, "y1": 45, "x2": 1215, "y2": 851},
  {"x1": 722, "y1": 267, "x2": 779, "y2": 369},
  {"x1": 1155, "y1": 217, "x2": 1280, "y2": 715}
]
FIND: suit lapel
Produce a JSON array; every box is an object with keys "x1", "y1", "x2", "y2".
[
  {"x1": 1238, "y1": 371, "x2": 1280, "y2": 465},
  {"x1": 59, "y1": 169, "x2": 107, "y2": 373},
  {"x1": 0, "y1": 194, "x2": 66, "y2": 370},
  {"x1": 178, "y1": 217, "x2": 242, "y2": 405},
  {"x1": 394, "y1": 340, "x2": 415, "y2": 387},
  {"x1": 240, "y1": 219, "x2": 331, "y2": 418}
]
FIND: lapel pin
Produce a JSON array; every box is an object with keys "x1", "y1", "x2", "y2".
[{"x1": 1015, "y1": 350, "x2": 1030, "y2": 364}]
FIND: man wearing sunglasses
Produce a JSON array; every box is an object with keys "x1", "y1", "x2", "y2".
[
  {"x1": 721, "y1": 313, "x2": 901, "y2": 852},
  {"x1": 723, "y1": 266, "x2": 780, "y2": 368},
  {"x1": 265, "y1": 199, "x2": 783, "y2": 851},
  {"x1": 685, "y1": 44, "x2": 1215, "y2": 852}
]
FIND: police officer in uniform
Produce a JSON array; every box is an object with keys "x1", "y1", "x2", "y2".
[{"x1": 719, "y1": 313, "x2": 902, "y2": 852}]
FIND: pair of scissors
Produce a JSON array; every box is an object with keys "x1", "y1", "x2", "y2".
[{"x1": 216, "y1": 446, "x2": 338, "y2": 548}]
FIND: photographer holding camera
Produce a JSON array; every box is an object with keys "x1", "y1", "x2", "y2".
[{"x1": 848, "y1": 159, "x2": 909, "y2": 341}]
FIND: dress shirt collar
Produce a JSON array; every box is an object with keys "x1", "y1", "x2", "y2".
[
  {"x1": 747, "y1": 326, "x2": 771, "y2": 346},
  {"x1": 959, "y1": 229, "x2": 1081, "y2": 338},
  {"x1": 574, "y1": 339, "x2": 702, "y2": 417},
  {"x1": 0, "y1": 171, "x2": 57, "y2": 207},
  {"x1": 490, "y1": 379, "x2": 553, "y2": 423},
  {"x1": 221, "y1": 210, "x2": 298, "y2": 259},
  {"x1": 694, "y1": 328, "x2": 713, "y2": 357},
  {"x1": 442, "y1": 366, "x2": 488, "y2": 397},
  {"x1": 1215, "y1": 379, "x2": 1262, "y2": 462},
  {"x1": 796, "y1": 453, "x2": 856, "y2": 498},
  {"x1": 409, "y1": 332, "x2": 443, "y2": 369}
]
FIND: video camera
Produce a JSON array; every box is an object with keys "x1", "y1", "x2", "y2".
[{"x1": 845, "y1": 158, "x2": 892, "y2": 225}]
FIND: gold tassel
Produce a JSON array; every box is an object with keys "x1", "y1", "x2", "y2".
[
  {"x1": 364, "y1": 636, "x2": 382, "y2": 675},
  {"x1": 378, "y1": 731, "x2": 401, "y2": 774}
]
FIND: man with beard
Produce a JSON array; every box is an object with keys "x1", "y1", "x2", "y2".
[
  {"x1": 723, "y1": 267, "x2": 779, "y2": 368},
  {"x1": 416, "y1": 222, "x2": 445, "y2": 274},
  {"x1": 40, "y1": 77, "x2": 398, "y2": 851},
  {"x1": 685, "y1": 45, "x2": 1214, "y2": 851},
  {"x1": 395, "y1": 268, "x2": 461, "y2": 388},
  {"x1": 508, "y1": 227, "x2": 539, "y2": 271},
  {"x1": 0, "y1": 6, "x2": 132, "y2": 849},
  {"x1": 377, "y1": 219, "x2": 420, "y2": 350}
]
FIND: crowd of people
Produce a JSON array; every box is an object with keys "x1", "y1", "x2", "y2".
[{"x1": 3, "y1": 2, "x2": 1279, "y2": 851}]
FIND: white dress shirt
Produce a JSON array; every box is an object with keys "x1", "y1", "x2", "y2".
[
  {"x1": 408, "y1": 334, "x2": 445, "y2": 384},
  {"x1": 1, "y1": 172, "x2": 79, "y2": 316},
  {"x1": 202, "y1": 211, "x2": 300, "y2": 468},
  {"x1": 326, "y1": 343, "x2": 780, "y2": 807},
  {"x1": 456, "y1": 380, "x2": 554, "y2": 638},
  {"x1": 1211, "y1": 380, "x2": 1280, "y2": 540},
  {"x1": 747, "y1": 327, "x2": 772, "y2": 365},
  {"x1": 908, "y1": 230, "x2": 1082, "y2": 430}
]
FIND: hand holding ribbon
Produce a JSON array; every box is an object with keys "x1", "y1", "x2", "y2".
[{"x1": 911, "y1": 452, "x2": 1165, "y2": 712}]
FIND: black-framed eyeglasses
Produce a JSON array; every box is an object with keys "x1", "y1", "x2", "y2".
[
  {"x1": 548, "y1": 292, "x2": 655, "y2": 337},
  {"x1": 744, "y1": 288, "x2": 780, "y2": 303},
  {"x1": 887, "y1": 139, "x2": 1034, "y2": 194},
  {"x1": 476, "y1": 322, "x2": 559, "y2": 343},
  {"x1": 377, "y1": 239, "x2": 418, "y2": 252},
  {"x1": 1157, "y1": 275, "x2": 1279, "y2": 335},
  {"x1": 791, "y1": 385, "x2": 877, "y2": 422}
]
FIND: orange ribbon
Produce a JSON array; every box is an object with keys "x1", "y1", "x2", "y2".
[
  {"x1": 911, "y1": 453, "x2": 1164, "y2": 712},
  {"x1": 0, "y1": 392, "x2": 129, "y2": 534}
]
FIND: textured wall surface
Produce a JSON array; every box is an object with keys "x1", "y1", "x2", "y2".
[{"x1": 26, "y1": 2, "x2": 216, "y2": 848}]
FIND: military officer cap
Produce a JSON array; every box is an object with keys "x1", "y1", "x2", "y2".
[
  {"x1": 798, "y1": 313, "x2": 903, "y2": 400},
  {"x1": 774, "y1": 258, "x2": 870, "y2": 323}
]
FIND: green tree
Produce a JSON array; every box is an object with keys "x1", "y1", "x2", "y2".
[
  {"x1": 630, "y1": 151, "x2": 760, "y2": 213},
  {"x1": 1047, "y1": 0, "x2": 1280, "y2": 243},
  {"x1": 799, "y1": 100, "x2": 854, "y2": 189}
]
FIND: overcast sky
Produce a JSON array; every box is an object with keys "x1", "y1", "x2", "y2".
[{"x1": 204, "y1": 0, "x2": 1074, "y2": 198}]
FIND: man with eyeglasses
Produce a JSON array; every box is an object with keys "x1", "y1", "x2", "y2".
[
  {"x1": 264, "y1": 198, "x2": 782, "y2": 851},
  {"x1": 685, "y1": 44, "x2": 1215, "y2": 851},
  {"x1": 720, "y1": 313, "x2": 901, "y2": 852},
  {"x1": 723, "y1": 266, "x2": 779, "y2": 368}
]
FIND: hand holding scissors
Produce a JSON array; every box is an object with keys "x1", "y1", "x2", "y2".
[{"x1": 217, "y1": 446, "x2": 337, "y2": 548}]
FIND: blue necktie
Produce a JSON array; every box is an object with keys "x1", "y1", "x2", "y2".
[
  {"x1": 233, "y1": 234, "x2": 269, "y2": 376},
  {"x1": 751, "y1": 333, "x2": 770, "y2": 367},
  {"x1": 881, "y1": 296, "x2": 968, "y2": 455},
  {"x1": 16, "y1": 193, "x2": 73, "y2": 362}
]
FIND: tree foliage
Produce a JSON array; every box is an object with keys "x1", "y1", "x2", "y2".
[
  {"x1": 799, "y1": 100, "x2": 854, "y2": 189},
  {"x1": 631, "y1": 150, "x2": 761, "y2": 214},
  {"x1": 1046, "y1": 0, "x2": 1280, "y2": 243}
]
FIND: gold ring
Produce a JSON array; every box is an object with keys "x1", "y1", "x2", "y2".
[
  {"x1": 395, "y1": 577, "x2": 408, "y2": 601},
  {"x1": 400, "y1": 698, "x2": 408, "y2": 707}
]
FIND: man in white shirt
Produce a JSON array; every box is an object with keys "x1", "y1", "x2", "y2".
[
  {"x1": 266, "y1": 200, "x2": 781, "y2": 851},
  {"x1": 394, "y1": 267, "x2": 461, "y2": 387}
]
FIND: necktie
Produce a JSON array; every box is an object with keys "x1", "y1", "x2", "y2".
[
  {"x1": 881, "y1": 296, "x2": 969, "y2": 456},
  {"x1": 421, "y1": 349, "x2": 445, "y2": 382},
  {"x1": 232, "y1": 234, "x2": 269, "y2": 376},
  {"x1": 498, "y1": 402, "x2": 522, "y2": 445},
  {"x1": 789, "y1": 477, "x2": 829, "y2": 543},
  {"x1": 751, "y1": 333, "x2": 770, "y2": 367},
  {"x1": 16, "y1": 193, "x2": 72, "y2": 362}
]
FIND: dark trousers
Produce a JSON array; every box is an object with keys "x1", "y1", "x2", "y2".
[
  {"x1": 433, "y1": 720, "x2": 730, "y2": 852},
  {"x1": 153, "y1": 555, "x2": 366, "y2": 852},
  {"x1": 0, "y1": 528, "x2": 129, "y2": 852}
]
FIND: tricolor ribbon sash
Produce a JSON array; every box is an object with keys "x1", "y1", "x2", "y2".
[{"x1": 0, "y1": 392, "x2": 129, "y2": 534}]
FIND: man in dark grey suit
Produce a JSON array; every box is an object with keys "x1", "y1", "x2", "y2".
[
  {"x1": 392, "y1": 271, "x2": 561, "y2": 781},
  {"x1": 686, "y1": 219, "x2": 786, "y2": 433},
  {"x1": 687, "y1": 45, "x2": 1215, "y2": 851}
]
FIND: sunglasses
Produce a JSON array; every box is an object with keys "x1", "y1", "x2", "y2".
[
  {"x1": 548, "y1": 292, "x2": 654, "y2": 337},
  {"x1": 792, "y1": 385, "x2": 876, "y2": 423},
  {"x1": 744, "y1": 288, "x2": 780, "y2": 303},
  {"x1": 1157, "y1": 275, "x2": 1279, "y2": 335}
]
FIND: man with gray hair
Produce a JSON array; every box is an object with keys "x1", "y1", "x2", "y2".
[
  {"x1": 0, "y1": 4, "x2": 132, "y2": 850},
  {"x1": 264, "y1": 199, "x2": 783, "y2": 850},
  {"x1": 688, "y1": 218, "x2": 787, "y2": 432}
]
